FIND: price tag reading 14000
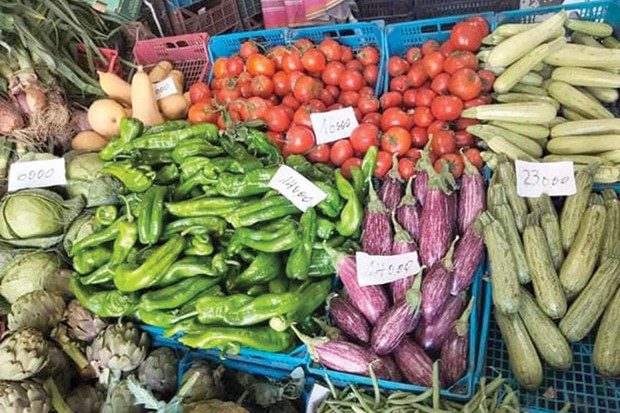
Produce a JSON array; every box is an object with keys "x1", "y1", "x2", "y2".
[
  {"x1": 356, "y1": 251, "x2": 421, "y2": 287},
  {"x1": 515, "y1": 160, "x2": 577, "y2": 198},
  {"x1": 310, "y1": 107, "x2": 359, "y2": 144},
  {"x1": 8, "y1": 158, "x2": 67, "y2": 192}
]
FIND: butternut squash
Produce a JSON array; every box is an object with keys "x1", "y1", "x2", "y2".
[
  {"x1": 131, "y1": 66, "x2": 164, "y2": 127},
  {"x1": 87, "y1": 99, "x2": 127, "y2": 138},
  {"x1": 72, "y1": 130, "x2": 109, "y2": 152},
  {"x1": 98, "y1": 71, "x2": 132, "y2": 106},
  {"x1": 148, "y1": 60, "x2": 173, "y2": 83}
]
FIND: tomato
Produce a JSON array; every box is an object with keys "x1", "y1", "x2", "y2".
[
  {"x1": 450, "y1": 22, "x2": 483, "y2": 52},
  {"x1": 389, "y1": 76, "x2": 410, "y2": 93},
  {"x1": 327, "y1": 103, "x2": 344, "y2": 111},
  {"x1": 413, "y1": 106, "x2": 434, "y2": 127},
  {"x1": 435, "y1": 153, "x2": 465, "y2": 178},
  {"x1": 415, "y1": 88, "x2": 436, "y2": 107},
  {"x1": 431, "y1": 95, "x2": 463, "y2": 121},
  {"x1": 268, "y1": 95, "x2": 279, "y2": 106},
  {"x1": 294, "y1": 76, "x2": 321, "y2": 103},
  {"x1": 282, "y1": 94, "x2": 301, "y2": 110},
  {"x1": 302, "y1": 48, "x2": 327, "y2": 72},
  {"x1": 430, "y1": 130, "x2": 456, "y2": 156},
  {"x1": 189, "y1": 82, "x2": 212, "y2": 104},
  {"x1": 338, "y1": 90, "x2": 360, "y2": 107},
  {"x1": 282, "y1": 51, "x2": 303, "y2": 73},
  {"x1": 428, "y1": 120, "x2": 450, "y2": 135},
  {"x1": 358, "y1": 95, "x2": 380, "y2": 115},
  {"x1": 410, "y1": 126, "x2": 428, "y2": 148},
  {"x1": 263, "y1": 106, "x2": 291, "y2": 132},
  {"x1": 248, "y1": 54, "x2": 276, "y2": 77},
  {"x1": 216, "y1": 110, "x2": 241, "y2": 130},
  {"x1": 272, "y1": 71, "x2": 290, "y2": 96},
  {"x1": 444, "y1": 51, "x2": 479, "y2": 75},
  {"x1": 358, "y1": 46, "x2": 380, "y2": 66},
  {"x1": 388, "y1": 56, "x2": 410, "y2": 77},
  {"x1": 211, "y1": 77, "x2": 225, "y2": 90},
  {"x1": 250, "y1": 75, "x2": 274, "y2": 98},
  {"x1": 463, "y1": 95, "x2": 491, "y2": 109},
  {"x1": 330, "y1": 139, "x2": 354, "y2": 166},
  {"x1": 268, "y1": 45, "x2": 288, "y2": 68},
  {"x1": 308, "y1": 99, "x2": 327, "y2": 112},
  {"x1": 406, "y1": 61, "x2": 429, "y2": 88},
  {"x1": 286, "y1": 125, "x2": 316, "y2": 154},
  {"x1": 455, "y1": 130, "x2": 474, "y2": 148},
  {"x1": 468, "y1": 16, "x2": 490, "y2": 37},
  {"x1": 341, "y1": 157, "x2": 363, "y2": 179},
  {"x1": 294, "y1": 38, "x2": 314, "y2": 53},
  {"x1": 380, "y1": 91, "x2": 403, "y2": 109},
  {"x1": 454, "y1": 117, "x2": 478, "y2": 131},
  {"x1": 405, "y1": 148, "x2": 423, "y2": 161},
  {"x1": 288, "y1": 70, "x2": 305, "y2": 90},
  {"x1": 240, "y1": 97, "x2": 269, "y2": 121},
  {"x1": 213, "y1": 57, "x2": 229, "y2": 80},
  {"x1": 228, "y1": 100, "x2": 244, "y2": 115},
  {"x1": 346, "y1": 60, "x2": 363, "y2": 72},
  {"x1": 350, "y1": 123, "x2": 379, "y2": 153},
  {"x1": 293, "y1": 102, "x2": 321, "y2": 128},
  {"x1": 215, "y1": 85, "x2": 240, "y2": 105},
  {"x1": 398, "y1": 158, "x2": 415, "y2": 180},
  {"x1": 401, "y1": 89, "x2": 416, "y2": 109},
  {"x1": 439, "y1": 40, "x2": 456, "y2": 57},
  {"x1": 405, "y1": 47, "x2": 422, "y2": 64},
  {"x1": 464, "y1": 148, "x2": 483, "y2": 169},
  {"x1": 279, "y1": 104, "x2": 295, "y2": 120},
  {"x1": 239, "y1": 41, "x2": 259, "y2": 59},
  {"x1": 339, "y1": 69, "x2": 365, "y2": 91},
  {"x1": 422, "y1": 39, "x2": 440, "y2": 56},
  {"x1": 477, "y1": 69, "x2": 496, "y2": 92},
  {"x1": 188, "y1": 101, "x2": 219, "y2": 124},
  {"x1": 267, "y1": 131, "x2": 285, "y2": 149},
  {"x1": 307, "y1": 144, "x2": 330, "y2": 163},
  {"x1": 381, "y1": 107, "x2": 412, "y2": 131},
  {"x1": 431, "y1": 73, "x2": 451, "y2": 95},
  {"x1": 340, "y1": 46, "x2": 354, "y2": 63},
  {"x1": 319, "y1": 39, "x2": 342, "y2": 62},
  {"x1": 354, "y1": 108, "x2": 363, "y2": 122},
  {"x1": 381, "y1": 126, "x2": 411, "y2": 156},
  {"x1": 375, "y1": 150, "x2": 393, "y2": 178},
  {"x1": 322, "y1": 61, "x2": 345, "y2": 86},
  {"x1": 325, "y1": 85, "x2": 340, "y2": 99},
  {"x1": 449, "y1": 68, "x2": 482, "y2": 101},
  {"x1": 363, "y1": 65, "x2": 378, "y2": 86},
  {"x1": 225, "y1": 56, "x2": 244, "y2": 77},
  {"x1": 238, "y1": 80, "x2": 252, "y2": 98},
  {"x1": 362, "y1": 112, "x2": 382, "y2": 127},
  {"x1": 422, "y1": 51, "x2": 445, "y2": 79},
  {"x1": 318, "y1": 88, "x2": 336, "y2": 106}
]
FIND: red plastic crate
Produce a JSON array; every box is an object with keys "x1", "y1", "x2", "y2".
[
  {"x1": 133, "y1": 33, "x2": 210, "y2": 87},
  {"x1": 76, "y1": 44, "x2": 120, "y2": 75}
]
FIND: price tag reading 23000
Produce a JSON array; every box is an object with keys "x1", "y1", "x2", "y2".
[
  {"x1": 310, "y1": 107, "x2": 359, "y2": 144},
  {"x1": 515, "y1": 160, "x2": 576, "y2": 198},
  {"x1": 356, "y1": 251, "x2": 421, "y2": 287}
]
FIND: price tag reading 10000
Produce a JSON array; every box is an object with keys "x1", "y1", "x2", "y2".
[{"x1": 310, "y1": 107, "x2": 359, "y2": 144}]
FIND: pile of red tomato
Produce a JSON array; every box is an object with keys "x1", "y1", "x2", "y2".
[{"x1": 186, "y1": 16, "x2": 493, "y2": 181}]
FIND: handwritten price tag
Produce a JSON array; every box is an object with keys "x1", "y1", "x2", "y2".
[
  {"x1": 311, "y1": 107, "x2": 359, "y2": 144},
  {"x1": 153, "y1": 76, "x2": 178, "y2": 100},
  {"x1": 305, "y1": 384, "x2": 330, "y2": 413},
  {"x1": 356, "y1": 251, "x2": 421, "y2": 287},
  {"x1": 8, "y1": 158, "x2": 67, "y2": 192},
  {"x1": 515, "y1": 160, "x2": 576, "y2": 198},
  {"x1": 269, "y1": 165, "x2": 327, "y2": 212}
]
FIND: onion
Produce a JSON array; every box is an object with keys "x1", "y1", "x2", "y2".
[
  {"x1": 0, "y1": 100, "x2": 24, "y2": 134},
  {"x1": 71, "y1": 110, "x2": 91, "y2": 133}
]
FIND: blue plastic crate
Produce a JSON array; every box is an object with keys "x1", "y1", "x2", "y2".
[{"x1": 306, "y1": 262, "x2": 487, "y2": 401}]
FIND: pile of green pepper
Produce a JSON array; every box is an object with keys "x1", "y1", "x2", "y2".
[{"x1": 69, "y1": 118, "x2": 369, "y2": 355}]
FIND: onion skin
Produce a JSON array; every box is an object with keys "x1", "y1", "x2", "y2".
[{"x1": 0, "y1": 100, "x2": 24, "y2": 134}]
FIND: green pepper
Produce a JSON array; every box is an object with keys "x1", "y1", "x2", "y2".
[
  {"x1": 120, "y1": 117, "x2": 144, "y2": 144},
  {"x1": 141, "y1": 150, "x2": 175, "y2": 165},
  {"x1": 314, "y1": 182, "x2": 342, "y2": 218},
  {"x1": 165, "y1": 196, "x2": 243, "y2": 218},
  {"x1": 228, "y1": 252, "x2": 281, "y2": 289},
  {"x1": 155, "y1": 164, "x2": 179, "y2": 185},
  {"x1": 70, "y1": 218, "x2": 124, "y2": 256},
  {"x1": 109, "y1": 221, "x2": 138, "y2": 267},
  {"x1": 195, "y1": 292, "x2": 299, "y2": 326},
  {"x1": 73, "y1": 246, "x2": 112, "y2": 275},
  {"x1": 311, "y1": 163, "x2": 336, "y2": 184},
  {"x1": 220, "y1": 139, "x2": 262, "y2": 171},
  {"x1": 99, "y1": 138, "x2": 128, "y2": 161},
  {"x1": 268, "y1": 276, "x2": 289, "y2": 294},
  {"x1": 102, "y1": 161, "x2": 152, "y2": 192},
  {"x1": 286, "y1": 208, "x2": 317, "y2": 280},
  {"x1": 184, "y1": 234, "x2": 214, "y2": 256},
  {"x1": 226, "y1": 196, "x2": 299, "y2": 228},
  {"x1": 173, "y1": 170, "x2": 214, "y2": 200},
  {"x1": 270, "y1": 278, "x2": 332, "y2": 331},
  {"x1": 349, "y1": 166, "x2": 364, "y2": 202},
  {"x1": 203, "y1": 157, "x2": 246, "y2": 177},
  {"x1": 140, "y1": 277, "x2": 222, "y2": 311},
  {"x1": 80, "y1": 264, "x2": 115, "y2": 285},
  {"x1": 162, "y1": 216, "x2": 227, "y2": 238},
  {"x1": 130, "y1": 123, "x2": 219, "y2": 150},
  {"x1": 171, "y1": 138, "x2": 225, "y2": 163},
  {"x1": 156, "y1": 255, "x2": 227, "y2": 287},
  {"x1": 286, "y1": 155, "x2": 313, "y2": 176},
  {"x1": 179, "y1": 326, "x2": 294, "y2": 353},
  {"x1": 70, "y1": 274, "x2": 138, "y2": 317},
  {"x1": 308, "y1": 248, "x2": 336, "y2": 277},
  {"x1": 228, "y1": 227, "x2": 300, "y2": 254},
  {"x1": 114, "y1": 235, "x2": 185, "y2": 292},
  {"x1": 361, "y1": 145, "x2": 378, "y2": 194},
  {"x1": 335, "y1": 170, "x2": 363, "y2": 237},
  {"x1": 214, "y1": 167, "x2": 278, "y2": 198},
  {"x1": 246, "y1": 129, "x2": 283, "y2": 165},
  {"x1": 227, "y1": 219, "x2": 297, "y2": 255},
  {"x1": 179, "y1": 156, "x2": 211, "y2": 179},
  {"x1": 143, "y1": 120, "x2": 190, "y2": 135},
  {"x1": 137, "y1": 185, "x2": 167, "y2": 245},
  {"x1": 135, "y1": 308, "x2": 178, "y2": 328},
  {"x1": 226, "y1": 196, "x2": 290, "y2": 223},
  {"x1": 316, "y1": 218, "x2": 335, "y2": 240},
  {"x1": 246, "y1": 284, "x2": 269, "y2": 297},
  {"x1": 95, "y1": 205, "x2": 118, "y2": 227}
]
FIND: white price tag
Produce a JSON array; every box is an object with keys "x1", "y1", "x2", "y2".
[
  {"x1": 310, "y1": 107, "x2": 359, "y2": 144},
  {"x1": 8, "y1": 158, "x2": 67, "y2": 192},
  {"x1": 305, "y1": 384, "x2": 330, "y2": 413},
  {"x1": 268, "y1": 165, "x2": 327, "y2": 212},
  {"x1": 515, "y1": 160, "x2": 576, "y2": 198},
  {"x1": 356, "y1": 251, "x2": 421, "y2": 287},
  {"x1": 153, "y1": 76, "x2": 178, "y2": 100}
]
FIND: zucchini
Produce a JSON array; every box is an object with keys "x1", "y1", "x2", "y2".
[
  {"x1": 540, "y1": 212, "x2": 564, "y2": 271},
  {"x1": 479, "y1": 211, "x2": 521, "y2": 315},
  {"x1": 560, "y1": 250, "x2": 620, "y2": 342},
  {"x1": 523, "y1": 213, "x2": 566, "y2": 320},
  {"x1": 467, "y1": 124, "x2": 543, "y2": 158},
  {"x1": 548, "y1": 116, "x2": 567, "y2": 128},
  {"x1": 494, "y1": 23, "x2": 565, "y2": 39},
  {"x1": 489, "y1": 121, "x2": 549, "y2": 139},
  {"x1": 600, "y1": 149, "x2": 620, "y2": 163},
  {"x1": 585, "y1": 86, "x2": 619, "y2": 104},
  {"x1": 517, "y1": 72, "x2": 544, "y2": 87},
  {"x1": 543, "y1": 154, "x2": 602, "y2": 165},
  {"x1": 488, "y1": 11, "x2": 567, "y2": 67},
  {"x1": 573, "y1": 164, "x2": 620, "y2": 184},
  {"x1": 562, "y1": 107, "x2": 588, "y2": 121},
  {"x1": 482, "y1": 136, "x2": 537, "y2": 162},
  {"x1": 462, "y1": 102, "x2": 557, "y2": 125},
  {"x1": 547, "y1": 81, "x2": 614, "y2": 119},
  {"x1": 545, "y1": 43, "x2": 620, "y2": 68},
  {"x1": 559, "y1": 163, "x2": 597, "y2": 252},
  {"x1": 481, "y1": 151, "x2": 500, "y2": 170},
  {"x1": 551, "y1": 119, "x2": 620, "y2": 138},
  {"x1": 565, "y1": 19, "x2": 613, "y2": 38},
  {"x1": 560, "y1": 194, "x2": 606, "y2": 299},
  {"x1": 526, "y1": 193, "x2": 555, "y2": 217},
  {"x1": 600, "y1": 190, "x2": 620, "y2": 264},
  {"x1": 547, "y1": 135, "x2": 620, "y2": 155},
  {"x1": 495, "y1": 310, "x2": 543, "y2": 390},
  {"x1": 593, "y1": 287, "x2": 620, "y2": 377},
  {"x1": 477, "y1": 49, "x2": 491, "y2": 62},
  {"x1": 497, "y1": 158, "x2": 528, "y2": 233},
  {"x1": 482, "y1": 33, "x2": 502, "y2": 46},
  {"x1": 494, "y1": 93, "x2": 560, "y2": 111},
  {"x1": 551, "y1": 67, "x2": 620, "y2": 88},
  {"x1": 571, "y1": 32, "x2": 604, "y2": 48},
  {"x1": 518, "y1": 288, "x2": 572, "y2": 370},
  {"x1": 602, "y1": 36, "x2": 620, "y2": 49},
  {"x1": 511, "y1": 84, "x2": 548, "y2": 96}
]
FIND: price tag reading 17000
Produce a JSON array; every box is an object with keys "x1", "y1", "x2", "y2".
[
  {"x1": 515, "y1": 160, "x2": 577, "y2": 198},
  {"x1": 356, "y1": 251, "x2": 421, "y2": 287},
  {"x1": 310, "y1": 107, "x2": 359, "y2": 144},
  {"x1": 8, "y1": 158, "x2": 67, "y2": 192}
]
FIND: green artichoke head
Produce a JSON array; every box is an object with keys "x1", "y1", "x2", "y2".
[
  {"x1": 137, "y1": 347, "x2": 179, "y2": 399},
  {"x1": 0, "y1": 328, "x2": 49, "y2": 381},
  {"x1": 63, "y1": 299, "x2": 107, "y2": 344},
  {"x1": 66, "y1": 385, "x2": 104, "y2": 413},
  {"x1": 180, "y1": 361, "x2": 224, "y2": 403},
  {"x1": 87, "y1": 322, "x2": 150, "y2": 374},
  {"x1": 100, "y1": 380, "x2": 144, "y2": 413},
  {"x1": 8, "y1": 291, "x2": 65, "y2": 333},
  {"x1": 0, "y1": 380, "x2": 50, "y2": 413}
]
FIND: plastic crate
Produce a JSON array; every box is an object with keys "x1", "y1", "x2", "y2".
[
  {"x1": 76, "y1": 44, "x2": 120, "y2": 75},
  {"x1": 355, "y1": 0, "x2": 415, "y2": 23},
  {"x1": 307, "y1": 262, "x2": 487, "y2": 401},
  {"x1": 168, "y1": 0, "x2": 241, "y2": 36},
  {"x1": 164, "y1": 0, "x2": 201, "y2": 11},
  {"x1": 237, "y1": 0, "x2": 262, "y2": 21},
  {"x1": 414, "y1": 0, "x2": 518, "y2": 20},
  {"x1": 496, "y1": 0, "x2": 620, "y2": 28},
  {"x1": 80, "y1": 0, "x2": 143, "y2": 20},
  {"x1": 133, "y1": 33, "x2": 210, "y2": 87}
]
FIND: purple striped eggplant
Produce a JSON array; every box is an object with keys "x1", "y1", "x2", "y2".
[
  {"x1": 451, "y1": 223, "x2": 484, "y2": 295},
  {"x1": 421, "y1": 241, "x2": 455, "y2": 323},
  {"x1": 371, "y1": 274, "x2": 423, "y2": 356},
  {"x1": 390, "y1": 213, "x2": 418, "y2": 303},
  {"x1": 414, "y1": 293, "x2": 466, "y2": 352},
  {"x1": 374, "y1": 355, "x2": 403, "y2": 382},
  {"x1": 310, "y1": 338, "x2": 379, "y2": 376},
  {"x1": 414, "y1": 169, "x2": 428, "y2": 207},
  {"x1": 379, "y1": 156, "x2": 404, "y2": 211},
  {"x1": 448, "y1": 191, "x2": 459, "y2": 234},
  {"x1": 362, "y1": 182, "x2": 393, "y2": 255},
  {"x1": 393, "y1": 337, "x2": 436, "y2": 387},
  {"x1": 458, "y1": 156, "x2": 486, "y2": 234},
  {"x1": 335, "y1": 254, "x2": 389, "y2": 324},
  {"x1": 440, "y1": 299, "x2": 473, "y2": 387},
  {"x1": 396, "y1": 178, "x2": 422, "y2": 243},
  {"x1": 328, "y1": 295, "x2": 370, "y2": 344}
]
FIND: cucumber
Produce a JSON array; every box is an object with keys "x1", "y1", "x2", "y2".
[{"x1": 494, "y1": 93, "x2": 560, "y2": 112}]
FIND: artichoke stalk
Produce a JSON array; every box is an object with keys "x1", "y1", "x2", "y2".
[
  {"x1": 50, "y1": 324, "x2": 95, "y2": 379},
  {"x1": 137, "y1": 347, "x2": 178, "y2": 399},
  {"x1": 0, "y1": 380, "x2": 50, "y2": 413},
  {"x1": 8, "y1": 290, "x2": 65, "y2": 333},
  {"x1": 37, "y1": 344, "x2": 74, "y2": 396},
  {"x1": 0, "y1": 328, "x2": 49, "y2": 381},
  {"x1": 63, "y1": 299, "x2": 107, "y2": 344},
  {"x1": 87, "y1": 322, "x2": 150, "y2": 375}
]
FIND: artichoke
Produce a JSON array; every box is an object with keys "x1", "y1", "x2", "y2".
[
  {"x1": 8, "y1": 291, "x2": 65, "y2": 333},
  {"x1": 0, "y1": 189, "x2": 85, "y2": 248},
  {"x1": 87, "y1": 322, "x2": 150, "y2": 374},
  {"x1": 36, "y1": 344, "x2": 74, "y2": 396},
  {"x1": 137, "y1": 347, "x2": 178, "y2": 399},
  {"x1": 66, "y1": 385, "x2": 103, "y2": 413},
  {"x1": 100, "y1": 380, "x2": 144, "y2": 413},
  {"x1": 0, "y1": 328, "x2": 49, "y2": 381},
  {"x1": 184, "y1": 400, "x2": 249, "y2": 413},
  {"x1": 0, "y1": 380, "x2": 50, "y2": 413},
  {"x1": 62, "y1": 212, "x2": 97, "y2": 255},
  {"x1": 65, "y1": 152, "x2": 119, "y2": 208},
  {"x1": 63, "y1": 299, "x2": 107, "y2": 343},
  {"x1": 180, "y1": 361, "x2": 224, "y2": 403}
]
